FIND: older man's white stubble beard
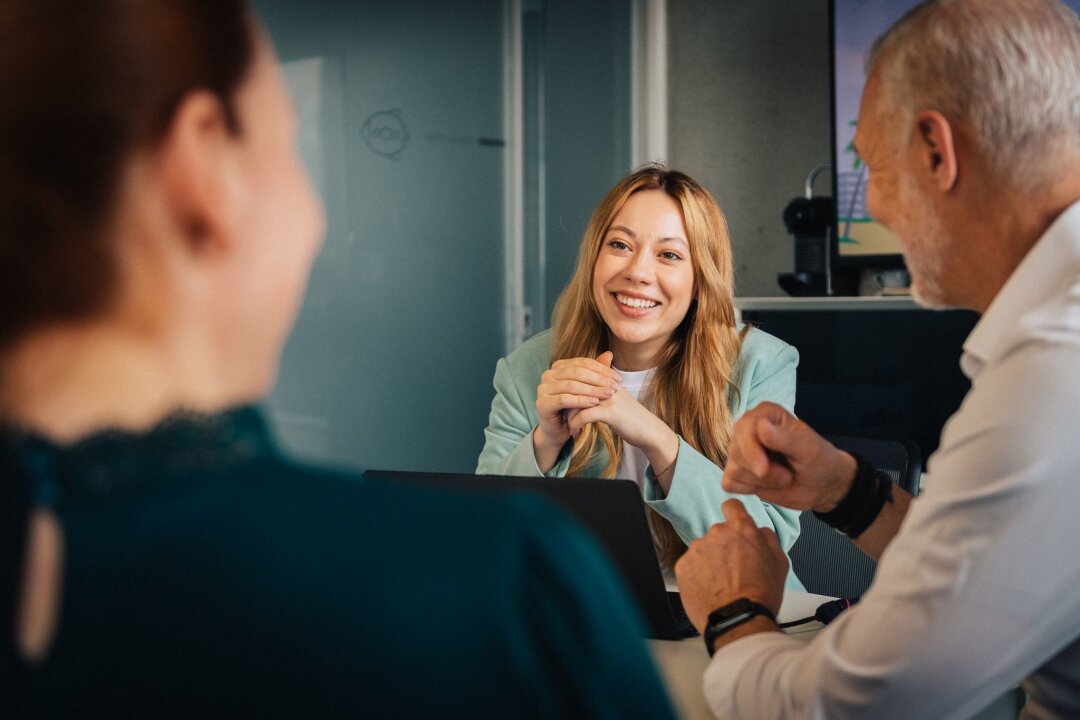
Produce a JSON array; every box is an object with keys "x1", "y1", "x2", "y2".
[{"x1": 893, "y1": 170, "x2": 951, "y2": 309}]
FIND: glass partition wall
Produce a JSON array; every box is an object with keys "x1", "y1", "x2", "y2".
[{"x1": 258, "y1": 0, "x2": 636, "y2": 473}]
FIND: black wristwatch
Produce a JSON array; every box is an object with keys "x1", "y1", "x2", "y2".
[{"x1": 703, "y1": 598, "x2": 776, "y2": 656}]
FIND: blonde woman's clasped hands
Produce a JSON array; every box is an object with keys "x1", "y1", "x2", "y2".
[{"x1": 533, "y1": 351, "x2": 680, "y2": 490}]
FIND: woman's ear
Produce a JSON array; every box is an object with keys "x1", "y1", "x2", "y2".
[{"x1": 156, "y1": 90, "x2": 244, "y2": 257}]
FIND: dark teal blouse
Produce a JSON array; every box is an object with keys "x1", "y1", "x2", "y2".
[{"x1": 0, "y1": 407, "x2": 674, "y2": 718}]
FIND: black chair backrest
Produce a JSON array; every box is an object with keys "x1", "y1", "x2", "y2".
[{"x1": 787, "y1": 434, "x2": 922, "y2": 599}]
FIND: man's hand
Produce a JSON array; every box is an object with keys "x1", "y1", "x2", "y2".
[
  {"x1": 723, "y1": 402, "x2": 857, "y2": 513},
  {"x1": 675, "y1": 499, "x2": 788, "y2": 632}
]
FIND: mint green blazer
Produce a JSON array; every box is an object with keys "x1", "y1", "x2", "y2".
[{"x1": 476, "y1": 326, "x2": 805, "y2": 590}]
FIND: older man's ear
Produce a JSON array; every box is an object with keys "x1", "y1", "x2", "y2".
[{"x1": 916, "y1": 111, "x2": 959, "y2": 192}]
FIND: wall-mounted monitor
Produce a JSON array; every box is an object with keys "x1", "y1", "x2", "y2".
[
  {"x1": 830, "y1": 0, "x2": 912, "y2": 270},
  {"x1": 830, "y1": 0, "x2": 1080, "y2": 272}
]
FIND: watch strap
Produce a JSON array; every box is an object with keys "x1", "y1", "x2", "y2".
[{"x1": 814, "y1": 453, "x2": 893, "y2": 539}]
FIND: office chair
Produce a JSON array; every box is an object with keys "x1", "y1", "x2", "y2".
[{"x1": 787, "y1": 434, "x2": 922, "y2": 600}]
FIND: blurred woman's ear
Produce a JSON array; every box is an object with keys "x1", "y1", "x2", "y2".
[{"x1": 156, "y1": 90, "x2": 245, "y2": 257}]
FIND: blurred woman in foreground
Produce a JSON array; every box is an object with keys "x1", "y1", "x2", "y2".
[{"x1": 0, "y1": 2, "x2": 673, "y2": 717}]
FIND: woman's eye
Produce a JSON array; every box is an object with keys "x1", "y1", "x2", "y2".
[
  {"x1": 660, "y1": 251, "x2": 682, "y2": 261},
  {"x1": 607, "y1": 239, "x2": 630, "y2": 251}
]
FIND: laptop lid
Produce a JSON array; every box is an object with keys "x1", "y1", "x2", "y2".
[{"x1": 361, "y1": 470, "x2": 693, "y2": 640}]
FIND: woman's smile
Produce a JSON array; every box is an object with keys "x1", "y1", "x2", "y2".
[{"x1": 613, "y1": 291, "x2": 661, "y2": 312}]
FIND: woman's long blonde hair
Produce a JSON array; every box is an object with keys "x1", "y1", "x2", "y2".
[{"x1": 550, "y1": 165, "x2": 745, "y2": 568}]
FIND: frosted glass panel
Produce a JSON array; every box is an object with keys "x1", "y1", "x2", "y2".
[
  {"x1": 535, "y1": 1, "x2": 632, "y2": 327},
  {"x1": 259, "y1": 1, "x2": 506, "y2": 473},
  {"x1": 255, "y1": 0, "x2": 632, "y2": 475}
]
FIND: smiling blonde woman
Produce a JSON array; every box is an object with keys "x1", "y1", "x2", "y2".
[{"x1": 478, "y1": 165, "x2": 804, "y2": 582}]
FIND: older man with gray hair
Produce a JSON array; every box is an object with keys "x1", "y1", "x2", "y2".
[{"x1": 675, "y1": 0, "x2": 1080, "y2": 717}]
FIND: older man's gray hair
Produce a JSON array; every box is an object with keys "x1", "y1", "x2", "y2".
[{"x1": 868, "y1": 0, "x2": 1080, "y2": 193}]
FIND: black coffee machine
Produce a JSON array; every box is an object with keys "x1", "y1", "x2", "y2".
[{"x1": 778, "y1": 164, "x2": 834, "y2": 296}]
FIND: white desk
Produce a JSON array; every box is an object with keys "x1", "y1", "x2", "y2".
[
  {"x1": 649, "y1": 591, "x2": 831, "y2": 720},
  {"x1": 650, "y1": 591, "x2": 1023, "y2": 720},
  {"x1": 735, "y1": 295, "x2": 920, "y2": 312}
]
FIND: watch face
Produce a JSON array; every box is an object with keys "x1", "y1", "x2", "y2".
[
  {"x1": 709, "y1": 599, "x2": 757, "y2": 625},
  {"x1": 711, "y1": 610, "x2": 753, "y2": 631},
  {"x1": 704, "y1": 599, "x2": 775, "y2": 656}
]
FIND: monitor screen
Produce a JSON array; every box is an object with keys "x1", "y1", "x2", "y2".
[{"x1": 831, "y1": 0, "x2": 1080, "y2": 263}]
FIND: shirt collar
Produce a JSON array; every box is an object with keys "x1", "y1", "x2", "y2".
[{"x1": 961, "y1": 199, "x2": 1080, "y2": 379}]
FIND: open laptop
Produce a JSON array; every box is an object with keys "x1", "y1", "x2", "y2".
[{"x1": 361, "y1": 470, "x2": 698, "y2": 640}]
